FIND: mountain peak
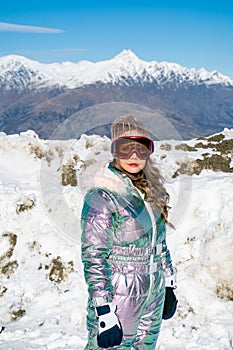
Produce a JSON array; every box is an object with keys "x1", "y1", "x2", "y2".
[
  {"x1": 0, "y1": 54, "x2": 38, "y2": 66},
  {"x1": 114, "y1": 49, "x2": 139, "y2": 59}
]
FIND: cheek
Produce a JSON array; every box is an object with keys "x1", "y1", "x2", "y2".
[
  {"x1": 119, "y1": 160, "x2": 131, "y2": 173},
  {"x1": 118, "y1": 159, "x2": 127, "y2": 170},
  {"x1": 141, "y1": 160, "x2": 147, "y2": 168}
]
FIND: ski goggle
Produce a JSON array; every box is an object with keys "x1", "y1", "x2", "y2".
[{"x1": 111, "y1": 136, "x2": 154, "y2": 160}]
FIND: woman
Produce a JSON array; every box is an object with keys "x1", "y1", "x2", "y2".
[{"x1": 81, "y1": 115, "x2": 177, "y2": 349}]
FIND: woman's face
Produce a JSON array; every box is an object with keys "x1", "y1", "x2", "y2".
[{"x1": 118, "y1": 152, "x2": 147, "y2": 174}]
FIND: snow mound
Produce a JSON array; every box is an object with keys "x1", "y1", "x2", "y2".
[{"x1": 0, "y1": 130, "x2": 232, "y2": 349}]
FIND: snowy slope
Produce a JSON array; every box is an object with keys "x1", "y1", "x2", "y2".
[
  {"x1": 1, "y1": 49, "x2": 233, "y2": 90},
  {"x1": 0, "y1": 129, "x2": 233, "y2": 349},
  {"x1": 0, "y1": 55, "x2": 59, "y2": 91}
]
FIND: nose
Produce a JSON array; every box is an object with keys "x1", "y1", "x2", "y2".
[{"x1": 129, "y1": 151, "x2": 139, "y2": 159}]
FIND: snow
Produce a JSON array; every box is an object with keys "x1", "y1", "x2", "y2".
[
  {"x1": 0, "y1": 55, "x2": 58, "y2": 90},
  {"x1": 1, "y1": 49, "x2": 233, "y2": 90},
  {"x1": 0, "y1": 129, "x2": 233, "y2": 349}
]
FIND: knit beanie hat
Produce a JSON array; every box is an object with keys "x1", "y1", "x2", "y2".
[{"x1": 111, "y1": 115, "x2": 151, "y2": 141}]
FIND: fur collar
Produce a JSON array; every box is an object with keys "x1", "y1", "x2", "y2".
[{"x1": 79, "y1": 161, "x2": 128, "y2": 196}]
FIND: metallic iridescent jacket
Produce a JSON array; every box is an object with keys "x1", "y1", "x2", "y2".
[{"x1": 81, "y1": 162, "x2": 176, "y2": 349}]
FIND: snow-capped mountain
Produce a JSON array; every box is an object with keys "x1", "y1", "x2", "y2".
[
  {"x1": 1, "y1": 49, "x2": 233, "y2": 140},
  {"x1": 1, "y1": 49, "x2": 233, "y2": 90}
]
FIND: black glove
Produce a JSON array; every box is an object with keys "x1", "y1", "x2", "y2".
[
  {"x1": 162, "y1": 287, "x2": 178, "y2": 320},
  {"x1": 96, "y1": 302, "x2": 123, "y2": 348}
]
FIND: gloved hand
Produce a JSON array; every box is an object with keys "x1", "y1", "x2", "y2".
[
  {"x1": 96, "y1": 302, "x2": 123, "y2": 348},
  {"x1": 162, "y1": 287, "x2": 178, "y2": 320}
]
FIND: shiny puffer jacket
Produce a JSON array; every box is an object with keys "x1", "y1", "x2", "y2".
[{"x1": 81, "y1": 162, "x2": 176, "y2": 349}]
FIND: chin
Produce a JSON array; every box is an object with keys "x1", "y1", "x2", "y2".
[{"x1": 126, "y1": 166, "x2": 142, "y2": 174}]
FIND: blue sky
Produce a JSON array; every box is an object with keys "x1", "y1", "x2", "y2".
[{"x1": 1, "y1": 0, "x2": 233, "y2": 77}]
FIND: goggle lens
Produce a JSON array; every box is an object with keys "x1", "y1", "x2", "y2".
[{"x1": 112, "y1": 137, "x2": 154, "y2": 159}]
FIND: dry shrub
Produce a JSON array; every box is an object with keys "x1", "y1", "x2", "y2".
[
  {"x1": 0, "y1": 232, "x2": 18, "y2": 278},
  {"x1": 175, "y1": 143, "x2": 197, "y2": 152},
  {"x1": 61, "y1": 160, "x2": 77, "y2": 186},
  {"x1": 46, "y1": 256, "x2": 74, "y2": 283},
  {"x1": 10, "y1": 306, "x2": 26, "y2": 321},
  {"x1": 173, "y1": 154, "x2": 233, "y2": 177},
  {"x1": 16, "y1": 198, "x2": 35, "y2": 213},
  {"x1": 29, "y1": 142, "x2": 55, "y2": 165},
  {"x1": 216, "y1": 283, "x2": 233, "y2": 301},
  {"x1": 160, "y1": 143, "x2": 172, "y2": 151}
]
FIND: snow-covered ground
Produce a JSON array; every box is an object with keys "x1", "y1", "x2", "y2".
[{"x1": 0, "y1": 129, "x2": 233, "y2": 349}]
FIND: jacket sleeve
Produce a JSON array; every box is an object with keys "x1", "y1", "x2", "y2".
[
  {"x1": 156, "y1": 215, "x2": 177, "y2": 287},
  {"x1": 81, "y1": 188, "x2": 116, "y2": 303}
]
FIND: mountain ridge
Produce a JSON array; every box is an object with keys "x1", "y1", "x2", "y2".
[
  {"x1": 1, "y1": 49, "x2": 233, "y2": 90},
  {"x1": 1, "y1": 49, "x2": 233, "y2": 140}
]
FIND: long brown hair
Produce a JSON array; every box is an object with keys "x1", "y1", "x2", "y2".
[{"x1": 112, "y1": 157, "x2": 172, "y2": 224}]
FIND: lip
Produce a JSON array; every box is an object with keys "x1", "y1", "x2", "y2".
[{"x1": 128, "y1": 163, "x2": 139, "y2": 167}]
